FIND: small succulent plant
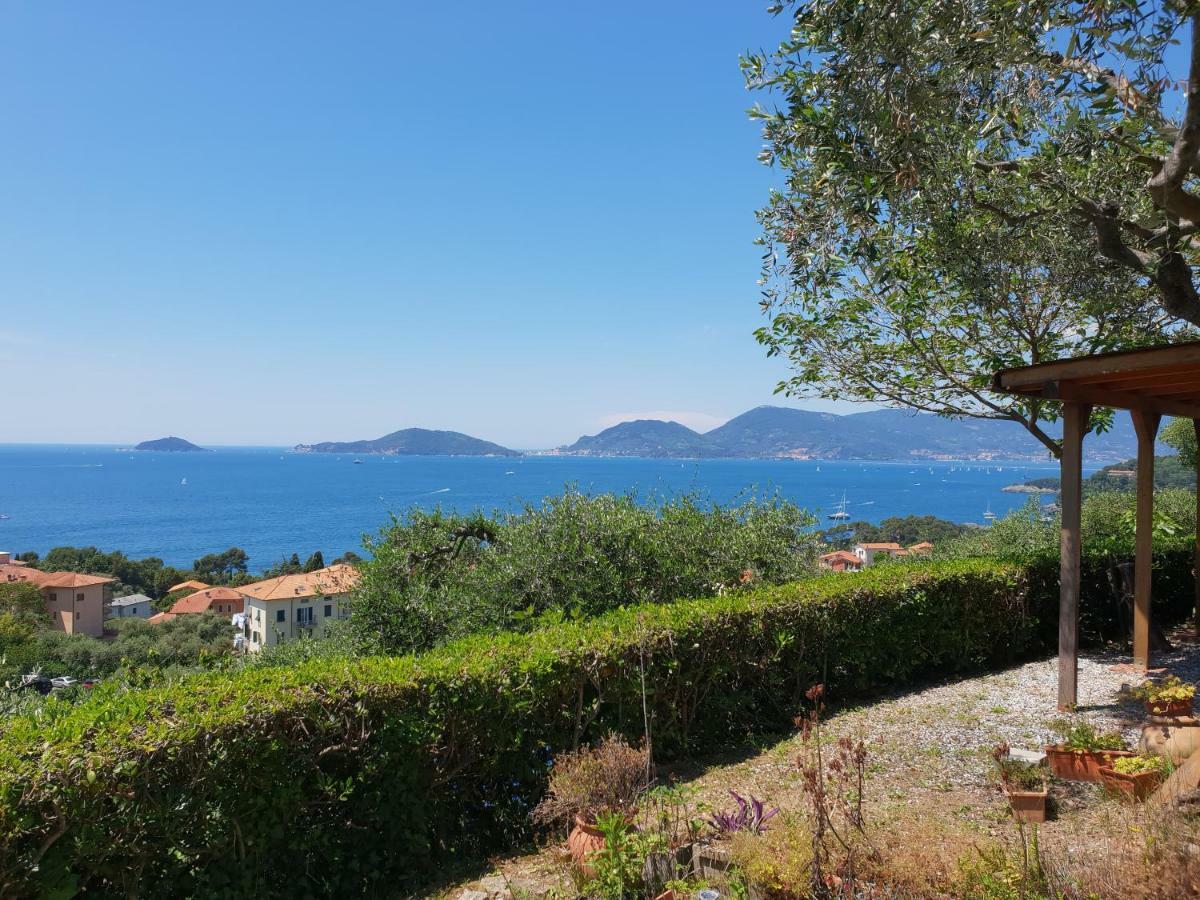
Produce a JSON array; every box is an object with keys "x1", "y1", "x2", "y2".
[{"x1": 706, "y1": 790, "x2": 779, "y2": 834}]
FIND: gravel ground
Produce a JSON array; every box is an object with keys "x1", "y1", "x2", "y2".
[{"x1": 443, "y1": 633, "x2": 1200, "y2": 898}]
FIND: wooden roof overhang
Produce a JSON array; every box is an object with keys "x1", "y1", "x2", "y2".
[
  {"x1": 992, "y1": 340, "x2": 1200, "y2": 710},
  {"x1": 993, "y1": 341, "x2": 1200, "y2": 418}
]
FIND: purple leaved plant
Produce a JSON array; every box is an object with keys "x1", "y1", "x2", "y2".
[{"x1": 706, "y1": 790, "x2": 779, "y2": 835}]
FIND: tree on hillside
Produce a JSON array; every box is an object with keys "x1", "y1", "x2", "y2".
[
  {"x1": 1161, "y1": 416, "x2": 1198, "y2": 467},
  {"x1": 745, "y1": 0, "x2": 1199, "y2": 455},
  {"x1": 303, "y1": 551, "x2": 325, "y2": 572},
  {"x1": 0, "y1": 583, "x2": 48, "y2": 626},
  {"x1": 193, "y1": 547, "x2": 249, "y2": 583}
]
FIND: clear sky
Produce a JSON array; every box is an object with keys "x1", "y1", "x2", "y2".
[{"x1": 0, "y1": 2, "x2": 863, "y2": 449}]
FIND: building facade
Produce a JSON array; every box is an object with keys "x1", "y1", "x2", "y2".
[
  {"x1": 107, "y1": 593, "x2": 154, "y2": 619},
  {"x1": 0, "y1": 553, "x2": 112, "y2": 637},
  {"x1": 238, "y1": 564, "x2": 358, "y2": 651}
]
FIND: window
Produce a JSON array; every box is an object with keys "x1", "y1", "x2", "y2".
[
  {"x1": 48, "y1": 592, "x2": 57, "y2": 603},
  {"x1": 297, "y1": 607, "x2": 314, "y2": 626},
  {"x1": 75, "y1": 611, "x2": 80, "y2": 619},
  {"x1": 324, "y1": 604, "x2": 332, "y2": 618},
  {"x1": 76, "y1": 593, "x2": 84, "y2": 602},
  {"x1": 276, "y1": 609, "x2": 285, "y2": 623}
]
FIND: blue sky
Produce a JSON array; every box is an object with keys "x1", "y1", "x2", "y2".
[{"x1": 0, "y1": 2, "x2": 862, "y2": 448}]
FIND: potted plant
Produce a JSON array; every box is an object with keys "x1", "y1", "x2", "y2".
[
  {"x1": 994, "y1": 745, "x2": 1049, "y2": 823},
  {"x1": 1130, "y1": 675, "x2": 1196, "y2": 717},
  {"x1": 531, "y1": 734, "x2": 649, "y2": 874},
  {"x1": 1043, "y1": 720, "x2": 1134, "y2": 782},
  {"x1": 1098, "y1": 754, "x2": 1170, "y2": 802}
]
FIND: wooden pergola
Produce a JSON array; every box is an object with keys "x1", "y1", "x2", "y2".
[{"x1": 993, "y1": 342, "x2": 1200, "y2": 709}]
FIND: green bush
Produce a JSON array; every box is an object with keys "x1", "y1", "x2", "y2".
[
  {"x1": 352, "y1": 490, "x2": 819, "y2": 655},
  {"x1": 0, "y1": 560, "x2": 1037, "y2": 898},
  {"x1": 939, "y1": 493, "x2": 1197, "y2": 644}
]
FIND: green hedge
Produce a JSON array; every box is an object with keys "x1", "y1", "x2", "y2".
[{"x1": 0, "y1": 560, "x2": 1045, "y2": 898}]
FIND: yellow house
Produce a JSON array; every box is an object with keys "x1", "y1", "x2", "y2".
[{"x1": 237, "y1": 564, "x2": 358, "y2": 651}]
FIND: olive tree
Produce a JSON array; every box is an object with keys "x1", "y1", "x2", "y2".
[{"x1": 745, "y1": 0, "x2": 1198, "y2": 454}]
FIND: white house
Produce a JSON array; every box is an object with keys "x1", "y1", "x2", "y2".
[
  {"x1": 107, "y1": 593, "x2": 154, "y2": 619},
  {"x1": 237, "y1": 564, "x2": 358, "y2": 652}
]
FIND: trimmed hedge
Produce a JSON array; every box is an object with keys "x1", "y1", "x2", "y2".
[{"x1": 0, "y1": 560, "x2": 1043, "y2": 898}]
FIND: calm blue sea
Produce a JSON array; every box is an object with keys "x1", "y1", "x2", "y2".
[{"x1": 0, "y1": 445, "x2": 1081, "y2": 569}]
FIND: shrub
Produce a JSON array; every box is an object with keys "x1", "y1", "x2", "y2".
[
  {"x1": 1050, "y1": 720, "x2": 1126, "y2": 752},
  {"x1": 940, "y1": 494, "x2": 1197, "y2": 644},
  {"x1": 350, "y1": 489, "x2": 819, "y2": 655},
  {"x1": 1111, "y1": 755, "x2": 1169, "y2": 776},
  {"x1": 531, "y1": 734, "x2": 649, "y2": 827},
  {"x1": 0, "y1": 560, "x2": 1039, "y2": 898}
]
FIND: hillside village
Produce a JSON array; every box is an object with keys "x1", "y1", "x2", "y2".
[{"x1": 0, "y1": 550, "x2": 357, "y2": 654}]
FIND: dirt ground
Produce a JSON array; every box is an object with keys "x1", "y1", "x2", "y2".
[{"x1": 441, "y1": 631, "x2": 1200, "y2": 899}]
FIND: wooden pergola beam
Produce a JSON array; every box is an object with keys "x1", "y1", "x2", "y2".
[
  {"x1": 1131, "y1": 409, "x2": 1161, "y2": 670},
  {"x1": 1058, "y1": 402, "x2": 1090, "y2": 710},
  {"x1": 1029, "y1": 381, "x2": 1200, "y2": 420},
  {"x1": 995, "y1": 343, "x2": 1200, "y2": 390}
]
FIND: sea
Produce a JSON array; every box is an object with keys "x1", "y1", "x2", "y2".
[{"x1": 0, "y1": 445, "x2": 1085, "y2": 569}]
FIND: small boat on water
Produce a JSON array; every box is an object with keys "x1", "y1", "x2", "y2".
[
  {"x1": 827, "y1": 492, "x2": 851, "y2": 521},
  {"x1": 180, "y1": 478, "x2": 188, "y2": 487},
  {"x1": 0, "y1": 513, "x2": 10, "y2": 520},
  {"x1": 983, "y1": 502, "x2": 996, "y2": 522},
  {"x1": 353, "y1": 459, "x2": 364, "y2": 465}
]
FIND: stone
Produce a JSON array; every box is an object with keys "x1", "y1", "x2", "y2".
[
  {"x1": 478, "y1": 875, "x2": 511, "y2": 898},
  {"x1": 1007, "y1": 747, "x2": 1046, "y2": 765},
  {"x1": 457, "y1": 891, "x2": 489, "y2": 900}
]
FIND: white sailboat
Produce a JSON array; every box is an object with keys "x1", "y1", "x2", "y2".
[
  {"x1": 983, "y1": 502, "x2": 996, "y2": 522},
  {"x1": 827, "y1": 493, "x2": 851, "y2": 521}
]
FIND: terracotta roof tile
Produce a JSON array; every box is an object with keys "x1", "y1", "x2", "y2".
[
  {"x1": 167, "y1": 579, "x2": 210, "y2": 594},
  {"x1": 170, "y1": 587, "x2": 245, "y2": 615},
  {"x1": 237, "y1": 564, "x2": 359, "y2": 602},
  {"x1": 0, "y1": 565, "x2": 113, "y2": 588}
]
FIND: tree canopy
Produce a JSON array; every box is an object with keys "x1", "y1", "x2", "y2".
[{"x1": 745, "y1": 0, "x2": 1200, "y2": 455}]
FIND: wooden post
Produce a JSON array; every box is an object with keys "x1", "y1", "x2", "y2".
[
  {"x1": 1059, "y1": 402, "x2": 1090, "y2": 710},
  {"x1": 1131, "y1": 409, "x2": 1161, "y2": 671},
  {"x1": 1193, "y1": 419, "x2": 1200, "y2": 636}
]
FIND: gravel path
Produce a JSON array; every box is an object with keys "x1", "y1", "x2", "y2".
[{"x1": 444, "y1": 634, "x2": 1200, "y2": 898}]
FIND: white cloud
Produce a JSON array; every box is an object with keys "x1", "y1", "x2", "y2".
[{"x1": 597, "y1": 410, "x2": 728, "y2": 433}]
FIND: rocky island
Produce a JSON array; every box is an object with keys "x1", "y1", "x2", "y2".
[
  {"x1": 134, "y1": 436, "x2": 210, "y2": 452},
  {"x1": 295, "y1": 427, "x2": 521, "y2": 457}
]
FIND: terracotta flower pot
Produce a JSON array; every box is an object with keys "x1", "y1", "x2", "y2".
[
  {"x1": 1044, "y1": 745, "x2": 1135, "y2": 782},
  {"x1": 1099, "y1": 766, "x2": 1165, "y2": 802},
  {"x1": 567, "y1": 815, "x2": 606, "y2": 875},
  {"x1": 1145, "y1": 697, "x2": 1194, "y2": 718},
  {"x1": 1005, "y1": 787, "x2": 1048, "y2": 823}
]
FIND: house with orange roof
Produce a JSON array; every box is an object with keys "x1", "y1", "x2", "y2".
[
  {"x1": 0, "y1": 551, "x2": 112, "y2": 636},
  {"x1": 818, "y1": 550, "x2": 863, "y2": 573},
  {"x1": 237, "y1": 564, "x2": 359, "y2": 652},
  {"x1": 907, "y1": 541, "x2": 934, "y2": 556},
  {"x1": 167, "y1": 586, "x2": 244, "y2": 617}
]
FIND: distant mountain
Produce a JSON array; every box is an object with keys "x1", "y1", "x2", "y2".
[
  {"x1": 556, "y1": 406, "x2": 1148, "y2": 462},
  {"x1": 134, "y1": 436, "x2": 210, "y2": 452},
  {"x1": 564, "y1": 420, "x2": 716, "y2": 458},
  {"x1": 295, "y1": 428, "x2": 521, "y2": 457}
]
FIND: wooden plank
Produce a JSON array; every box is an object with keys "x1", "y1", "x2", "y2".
[
  {"x1": 1132, "y1": 409, "x2": 1161, "y2": 670},
  {"x1": 1058, "y1": 403, "x2": 1089, "y2": 710},
  {"x1": 1194, "y1": 420, "x2": 1200, "y2": 636},
  {"x1": 1045, "y1": 382, "x2": 1200, "y2": 420},
  {"x1": 1075, "y1": 367, "x2": 1200, "y2": 391},
  {"x1": 994, "y1": 342, "x2": 1200, "y2": 391}
]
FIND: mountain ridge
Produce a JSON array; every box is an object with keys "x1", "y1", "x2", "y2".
[{"x1": 556, "y1": 406, "x2": 1148, "y2": 462}]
